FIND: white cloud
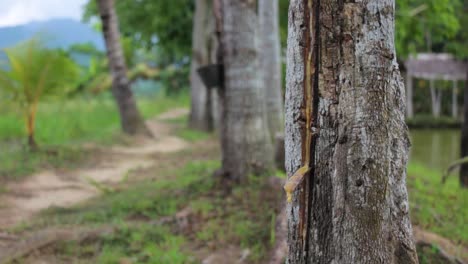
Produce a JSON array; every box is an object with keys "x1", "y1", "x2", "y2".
[{"x1": 0, "y1": 0, "x2": 87, "y2": 27}]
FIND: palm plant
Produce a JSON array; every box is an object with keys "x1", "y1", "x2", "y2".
[{"x1": 0, "y1": 39, "x2": 79, "y2": 150}]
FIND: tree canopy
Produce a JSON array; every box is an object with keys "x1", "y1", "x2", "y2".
[
  {"x1": 84, "y1": 0, "x2": 194, "y2": 62},
  {"x1": 82, "y1": 0, "x2": 467, "y2": 63},
  {"x1": 395, "y1": 0, "x2": 466, "y2": 58}
]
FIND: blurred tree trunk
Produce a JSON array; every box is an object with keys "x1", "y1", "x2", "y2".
[
  {"x1": 189, "y1": 0, "x2": 220, "y2": 131},
  {"x1": 259, "y1": 0, "x2": 284, "y2": 140},
  {"x1": 220, "y1": 0, "x2": 274, "y2": 183},
  {"x1": 284, "y1": 0, "x2": 418, "y2": 263},
  {"x1": 26, "y1": 104, "x2": 38, "y2": 151},
  {"x1": 97, "y1": 0, "x2": 150, "y2": 136},
  {"x1": 460, "y1": 71, "x2": 468, "y2": 188}
]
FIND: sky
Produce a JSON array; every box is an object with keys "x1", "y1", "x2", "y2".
[{"x1": 0, "y1": 0, "x2": 87, "y2": 27}]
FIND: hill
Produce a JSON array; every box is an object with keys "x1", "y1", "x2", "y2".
[{"x1": 0, "y1": 18, "x2": 104, "y2": 50}]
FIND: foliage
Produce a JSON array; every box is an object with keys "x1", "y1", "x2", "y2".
[
  {"x1": 159, "y1": 65, "x2": 190, "y2": 95},
  {"x1": 279, "y1": 0, "x2": 289, "y2": 48},
  {"x1": 445, "y1": 0, "x2": 468, "y2": 58},
  {"x1": 68, "y1": 42, "x2": 104, "y2": 57},
  {"x1": 83, "y1": 0, "x2": 194, "y2": 62},
  {"x1": 81, "y1": 0, "x2": 466, "y2": 63},
  {"x1": 395, "y1": 0, "x2": 463, "y2": 58},
  {"x1": 0, "y1": 38, "x2": 80, "y2": 149}
]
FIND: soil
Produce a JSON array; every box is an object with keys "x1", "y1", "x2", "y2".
[
  {"x1": 0, "y1": 108, "x2": 466, "y2": 263},
  {"x1": 0, "y1": 109, "x2": 189, "y2": 230}
]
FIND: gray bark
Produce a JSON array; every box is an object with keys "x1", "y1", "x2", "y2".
[
  {"x1": 189, "y1": 0, "x2": 220, "y2": 131},
  {"x1": 285, "y1": 0, "x2": 418, "y2": 263},
  {"x1": 259, "y1": 0, "x2": 284, "y2": 140},
  {"x1": 97, "y1": 0, "x2": 149, "y2": 136},
  {"x1": 220, "y1": 0, "x2": 274, "y2": 183}
]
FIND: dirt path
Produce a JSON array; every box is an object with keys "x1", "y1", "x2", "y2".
[{"x1": 0, "y1": 109, "x2": 189, "y2": 230}]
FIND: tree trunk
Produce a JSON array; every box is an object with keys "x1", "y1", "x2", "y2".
[
  {"x1": 97, "y1": 0, "x2": 150, "y2": 136},
  {"x1": 220, "y1": 0, "x2": 274, "y2": 183},
  {"x1": 460, "y1": 71, "x2": 468, "y2": 188},
  {"x1": 259, "y1": 0, "x2": 284, "y2": 140},
  {"x1": 189, "y1": 0, "x2": 220, "y2": 131},
  {"x1": 284, "y1": 0, "x2": 419, "y2": 263},
  {"x1": 26, "y1": 104, "x2": 38, "y2": 151}
]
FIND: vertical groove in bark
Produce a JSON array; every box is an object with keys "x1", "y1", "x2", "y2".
[
  {"x1": 189, "y1": 0, "x2": 219, "y2": 132},
  {"x1": 97, "y1": 0, "x2": 149, "y2": 136},
  {"x1": 460, "y1": 71, "x2": 468, "y2": 188},
  {"x1": 285, "y1": 0, "x2": 419, "y2": 263},
  {"x1": 220, "y1": 0, "x2": 274, "y2": 183},
  {"x1": 259, "y1": 0, "x2": 284, "y2": 140}
]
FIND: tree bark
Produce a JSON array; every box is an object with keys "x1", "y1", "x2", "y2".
[
  {"x1": 460, "y1": 72, "x2": 468, "y2": 188},
  {"x1": 259, "y1": 0, "x2": 284, "y2": 140},
  {"x1": 97, "y1": 0, "x2": 150, "y2": 136},
  {"x1": 26, "y1": 104, "x2": 38, "y2": 151},
  {"x1": 284, "y1": 0, "x2": 419, "y2": 263},
  {"x1": 220, "y1": 0, "x2": 274, "y2": 183},
  {"x1": 189, "y1": 0, "x2": 220, "y2": 132}
]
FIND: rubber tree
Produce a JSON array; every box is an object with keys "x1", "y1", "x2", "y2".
[
  {"x1": 284, "y1": 0, "x2": 419, "y2": 263},
  {"x1": 97, "y1": 0, "x2": 150, "y2": 136},
  {"x1": 259, "y1": 0, "x2": 284, "y2": 139},
  {"x1": 189, "y1": 0, "x2": 220, "y2": 131},
  {"x1": 220, "y1": 0, "x2": 274, "y2": 183}
]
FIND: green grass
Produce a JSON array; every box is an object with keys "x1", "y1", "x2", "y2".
[
  {"x1": 407, "y1": 162, "x2": 468, "y2": 245},
  {"x1": 0, "y1": 93, "x2": 188, "y2": 145},
  {"x1": 11, "y1": 160, "x2": 219, "y2": 263},
  {"x1": 17, "y1": 159, "x2": 283, "y2": 263},
  {"x1": 177, "y1": 128, "x2": 211, "y2": 142},
  {"x1": 0, "y1": 146, "x2": 89, "y2": 180},
  {"x1": 24, "y1": 160, "x2": 218, "y2": 263},
  {"x1": 162, "y1": 115, "x2": 212, "y2": 142},
  {"x1": 0, "y1": 92, "x2": 189, "y2": 180},
  {"x1": 53, "y1": 224, "x2": 192, "y2": 264}
]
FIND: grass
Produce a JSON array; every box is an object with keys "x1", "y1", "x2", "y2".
[
  {"x1": 13, "y1": 154, "x2": 283, "y2": 263},
  {"x1": 407, "y1": 162, "x2": 468, "y2": 246},
  {"x1": 0, "y1": 92, "x2": 189, "y2": 180},
  {"x1": 1, "y1": 91, "x2": 466, "y2": 262},
  {"x1": 14, "y1": 160, "x2": 219, "y2": 263},
  {"x1": 0, "y1": 146, "x2": 90, "y2": 180},
  {"x1": 162, "y1": 114, "x2": 212, "y2": 142},
  {"x1": 177, "y1": 128, "x2": 212, "y2": 142}
]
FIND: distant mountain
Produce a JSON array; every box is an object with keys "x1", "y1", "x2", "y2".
[
  {"x1": 0, "y1": 19, "x2": 104, "y2": 50},
  {"x1": 0, "y1": 18, "x2": 105, "y2": 50},
  {"x1": 0, "y1": 18, "x2": 105, "y2": 68}
]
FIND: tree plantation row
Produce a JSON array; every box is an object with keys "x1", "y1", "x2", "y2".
[{"x1": 0, "y1": 0, "x2": 467, "y2": 263}]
